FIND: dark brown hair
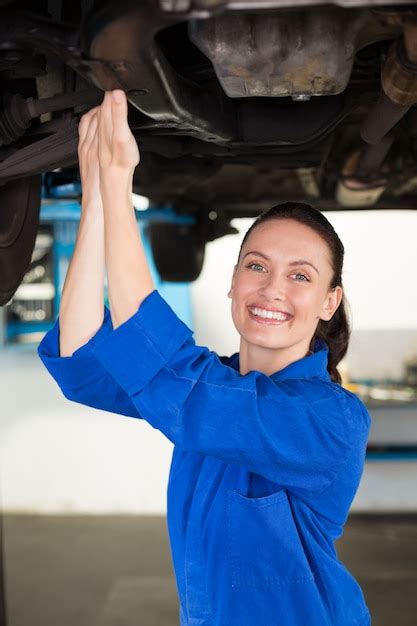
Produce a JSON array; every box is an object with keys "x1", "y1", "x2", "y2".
[{"x1": 237, "y1": 202, "x2": 351, "y2": 385}]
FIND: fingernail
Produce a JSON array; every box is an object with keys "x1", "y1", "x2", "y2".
[{"x1": 112, "y1": 90, "x2": 123, "y2": 103}]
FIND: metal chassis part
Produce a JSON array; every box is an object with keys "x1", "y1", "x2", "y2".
[
  {"x1": 158, "y1": 0, "x2": 417, "y2": 14},
  {"x1": 0, "y1": 2, "x2": 238, "y2": 143}
]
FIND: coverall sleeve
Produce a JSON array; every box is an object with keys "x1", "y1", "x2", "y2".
[
  {"x1": 37, "y1": 305, "x2": 143, "y2": 419},
  {"x1": 88, "y1": 289, "x2": 370, "y2": 495}
]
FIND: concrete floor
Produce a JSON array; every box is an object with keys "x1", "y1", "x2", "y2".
[{"x1": 2, "y1": 513, "x2": 417, "y2": 626}]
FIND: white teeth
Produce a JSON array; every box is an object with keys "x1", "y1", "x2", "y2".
[{"x1": 249, "y1": 307, "x2": 290, "y2": 321}]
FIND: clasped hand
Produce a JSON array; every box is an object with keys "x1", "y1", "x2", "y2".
[{"x1": 77, "y1": 89, "x2": 140, "y2": 205}]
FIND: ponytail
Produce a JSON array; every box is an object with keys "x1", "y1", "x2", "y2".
[{"x1": 312, "y1": 295, "x2": 351, "y2": 385}]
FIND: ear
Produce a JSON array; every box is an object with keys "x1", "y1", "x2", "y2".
[
  {"x1": 227, "y1": 264, "x2": 238, "y2": 299},
  {"x1": 319, "y1": 285, "x2": 343, "y2": 321}
]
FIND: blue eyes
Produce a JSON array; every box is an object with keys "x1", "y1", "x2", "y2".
[
  {"x1": 246, "y1": 262, "x2": 310, "y2": 282},
  {"x1": 247, "y1": 263, "x2": 264, "y2": 271}
]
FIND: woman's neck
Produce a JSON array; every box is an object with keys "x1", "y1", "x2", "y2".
[{"x1": 238, "y1": 340, "x2": 314, "y2": 376}]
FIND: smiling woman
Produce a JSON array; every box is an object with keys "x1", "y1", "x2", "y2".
[
  {"x1": 37, "y1": 93, "x2": 371, "y2": 626},
  {"x1": 227, "y1": 202, "x2": 348, "y2": 381}
]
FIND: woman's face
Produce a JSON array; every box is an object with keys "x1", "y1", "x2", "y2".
[{"x1": 227, "y1": 218, "x2": 343, "y2": 366}]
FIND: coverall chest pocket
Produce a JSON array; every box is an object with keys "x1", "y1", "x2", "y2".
[{"x1": 226, "y1": 488, "x2": 315, "y2": 588}]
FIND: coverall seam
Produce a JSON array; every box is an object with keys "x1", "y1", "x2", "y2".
[
  {"x1": 132, "y1": 317, "x2": 193, "y2": 363},
  {"x1": 163, "y1": 365, "x2": 254, "y2": 391},
  {"x1": 62, "y1": 371, "x2": 127, "y2": 393},
  {"x1": 162, "y1": 365, "x2": 344, "y2": 399}
]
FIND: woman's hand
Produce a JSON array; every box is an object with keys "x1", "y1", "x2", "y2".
[
  {"x1": 77, "y1": 104, "x2": 102, "y2": 210},
  {"x1": 97, "y1": 90, "x2": 140, "y2": 174}
]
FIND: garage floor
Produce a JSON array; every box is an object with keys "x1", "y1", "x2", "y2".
[{"x1": 2, "y1": 513, "x2": 417, "y2": 626}]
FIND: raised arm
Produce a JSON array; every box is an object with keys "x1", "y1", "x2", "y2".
[
  {"x1": 97, "y1": 90, "x2": 155, "y2": 329},
  {"x1": 37, "y1": 94, "x2": 145, "y2": 419},
  {"x1": 59, "y1": 104, "x2": 106, "y2": 357}
]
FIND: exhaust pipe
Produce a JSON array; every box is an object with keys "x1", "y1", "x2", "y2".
[{"x1": 336, "y1": 17, "x2": 417, "y2": 207}]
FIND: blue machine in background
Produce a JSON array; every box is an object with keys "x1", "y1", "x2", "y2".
[{"x1": 3, "y1": 178, "x2": 195, "y2": 347}]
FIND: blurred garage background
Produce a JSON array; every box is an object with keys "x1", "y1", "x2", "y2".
[{"x1": 1, "y1": 182, "x2": 417, "y2": 626}]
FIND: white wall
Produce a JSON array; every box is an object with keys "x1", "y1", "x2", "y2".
[
  {"x1": 2, "y1": 210, "x2": 417, "y2": 514},
  {"x1": 1, "y1": 351, "x2": 173, "y2": 514},
  {"x1": 327, "y1": 210, "x2": 417, "y2": 330}
]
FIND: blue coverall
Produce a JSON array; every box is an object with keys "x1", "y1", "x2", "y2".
[{"x1": 38, "y1": 288, "x2": 372, "y2": 626}]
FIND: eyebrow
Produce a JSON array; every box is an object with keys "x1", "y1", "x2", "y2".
[{"x1": 242, "y1": 250, "x2": 320, "y2": 275}]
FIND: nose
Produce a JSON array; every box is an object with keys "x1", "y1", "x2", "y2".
[{"x1": 259, "y1": 270, "x2": 287, "y2": 301}]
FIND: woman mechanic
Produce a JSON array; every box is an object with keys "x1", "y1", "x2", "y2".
[{"x1": 38, "y1": 89, "x2": 372, "y2": 626}]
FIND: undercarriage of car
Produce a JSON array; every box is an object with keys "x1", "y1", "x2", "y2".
[{"x1": 1, "y1": 0, "x2": 417, "y2": 301}]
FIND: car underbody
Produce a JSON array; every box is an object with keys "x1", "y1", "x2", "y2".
[{"x1": 1, "y1": 0, "x2": 417, "y2": 300}]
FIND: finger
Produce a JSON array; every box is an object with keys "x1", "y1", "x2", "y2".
[
  {"x1": 90, "y1": 127, "x2": 98, "y2": 151},
  {"x1": 78, "y1": 114, "x2": 89, "y2": 146},
  {"x1": 83, "y1": 112, "x2": 98, "y2": 154},
  {"x1": 78, "y1": 105, "x2": 101, "y2": 146},
  {"x1": 78, "y1": 108, "x2": 100, "y2": 156},
  {"x1": 87, "y1": 129, "x2": 99, "y2": 166},
  {"x1": 97, "y1": 109, "x2": 112, "y2": 167},
  {"x1": 98, "y1": 91, "x2": 113, "y2": 148},
  {"x1": 110, "y1": 89, "x2": 129, "y2": 136}
]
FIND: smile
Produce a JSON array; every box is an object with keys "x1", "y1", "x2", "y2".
[{"x1": 248, "y1": 307, "x2": 293, "y2": 325}]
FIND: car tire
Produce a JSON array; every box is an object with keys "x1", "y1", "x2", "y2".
[
  {"x1": 0, "y1": 175, "x2": 42, "y2": 306},
  {"x1": 146, "y1": 221, "x2": 206, "y2": 282}
]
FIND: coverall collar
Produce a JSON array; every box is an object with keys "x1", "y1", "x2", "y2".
[{"x1": 228, "y1": 337, "x2": 331, "y2": 382}]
